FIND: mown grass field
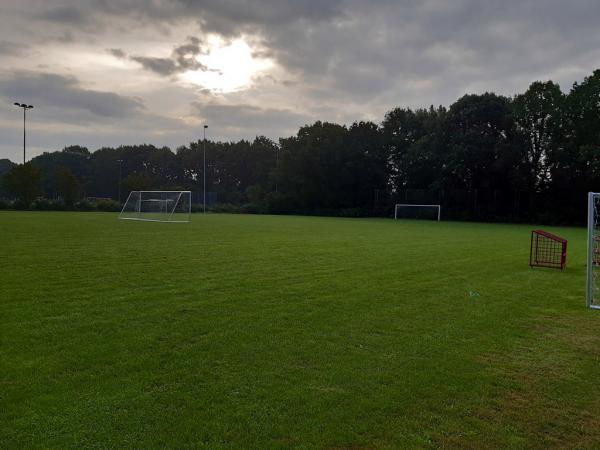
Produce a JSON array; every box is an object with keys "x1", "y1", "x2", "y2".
[{"x1": 1, "y1": 211, "x2": 600, "y2": 449}]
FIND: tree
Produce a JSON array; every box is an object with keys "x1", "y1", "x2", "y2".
[
  {"x1": 121, "y1": 173, "x2": 156, "y2": 193},
  {"x1": 546, "y1": 70, "x2": 600, "y2": 221},
  {"x1": 513, "y1": 81, "x2": 564, "y2": 191},
  {"x1": 276, "y1": 121, "x2": 388, "y2": 213},
  {"x1": 0, "y1": 159, "x2": 17, "y2": 197},
  {"x1": 61, "y1": 145, "x2": 90, "y2": 156},
  {"x1": 277, "y1": 122, "x2": 349, "y2": 210},
  {"x1": 2, "y1": 163, "x2": 42, "y2": 206},
  {"x1": 0, "y1": 159, "x2": 17, "y2": 178},
  {"x1": 346, "y1": 121, "x2": 389, "y2": 209},
  {"x1": 444, "y1": 93, "x2": 522, "y2": 191},
  {"x1": 31, "y1": 146, "x2": 90, "y2": 198},
  {"x1": 382, "y1": 106, "x2": 446, "y2": 190},
  {"x1": 56, "y1": 167, "x2": 81, "y2": 207},
  {"x1": 565, "y1": 69, "x2": 600, "y2": 149}
]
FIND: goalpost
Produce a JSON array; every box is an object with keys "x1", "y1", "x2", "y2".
[
  {"x1": 119, "y1": 191, "x2": 192, "y2": 223},
  {"x1": 394, "y1": 204, "x2": 441, "y2": 221},
  {"x1": 587, "y1": 192, "x2": 600, "y2": 309}
]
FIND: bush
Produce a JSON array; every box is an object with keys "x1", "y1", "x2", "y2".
[
  {"x1": 94, "y1": 199, "x2": 121, "y2": 212},
  {"x1": 241, "y1": 201, "x2": 268, "y2": 214},
  {"x1": 208, "y1": 203, "x2": 241, "y2": 214},
  {"x1": 31, "y1": 198, "x2": 66, "y2": 211},
  {"x1": 11, "y1": 199, "x2": 29, "y2": 210},
  {"x1": 0, "y1": 196, "x2": 123, "y2": 212},
  {"x1": 245, "y1": 184, "x2": 265, "y2": 204},
  {"x1": 75, "y1": 199, "x2": 95, "y2": 211},
  {"x1": 338, "y1": 208, "x2": 363, "y2": 217},
  {"x1": 264, "y1": 192, "x2": 293, "y2": 214}
]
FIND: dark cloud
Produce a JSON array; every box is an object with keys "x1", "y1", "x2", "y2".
[
  {"x1": 130, "y1": 56, "x2": 178, "y2": 76},
  {"x1": 172, "y1": 36, "x2": 207, "y2": 69},
  {"x1": 37, "y1": 5, "x2": 86, "y2": 24},
  {"x1": 107, "y1": 48, "x2": 126, "y2": 59},
  {"x1": 55, "y1": 31, "x2": 76, "y2": 43},
  {"x1": 0, "y1": 71, "x2": 144, "y2": 117},
  {"x1": 238, "y1": 0, "x2": 600, "y2": 106},
  {"x1": 130, "y1": 36, "x2": 209, "y2": 76},
  {"x1": 87, "y1": 0, "x2": 345, "y2": 35},
  {"x1": 0, "y1": 40, "x2": 28, "y2": 56}
]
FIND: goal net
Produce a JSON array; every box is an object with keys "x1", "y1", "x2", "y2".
[
  {"x1": 529, "y1": 229, "x2": 567, "y2": 270},
  {"x1": 587, "y1": 192, "x2": 600, "y2": 309},
  {"x1": 119, "y1": 191, "x2": 192, "y2": 223},
  {"x1": 394, "y1": 204, "x2": 441, "y2": 221}
]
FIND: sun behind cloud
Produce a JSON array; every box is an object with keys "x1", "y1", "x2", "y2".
[{"x1": 180, "y1": 36, "x2": 273, "y2": 93}]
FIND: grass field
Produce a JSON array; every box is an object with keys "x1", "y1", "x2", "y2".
[{"x1": 2, "y1": 211, "x2": 600, "y2": 449}]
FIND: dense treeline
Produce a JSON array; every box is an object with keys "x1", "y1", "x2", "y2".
[{"x1": 2, "y1": 69, "x2": 600, "y2": 223}]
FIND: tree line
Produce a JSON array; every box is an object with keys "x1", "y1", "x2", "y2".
[{"x1": 2, "y1": 69, "x2": 600, "y2": 223}]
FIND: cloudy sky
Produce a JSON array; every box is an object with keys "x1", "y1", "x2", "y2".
[{"x1": 1, "y1": 0, "x2": 599, "y2": 162}]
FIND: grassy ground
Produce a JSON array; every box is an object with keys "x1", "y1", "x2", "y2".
[{"x1": 1, "y1": 211, "x2": 599, "y2": 449}]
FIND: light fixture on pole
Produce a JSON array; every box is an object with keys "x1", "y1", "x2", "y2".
[
  {"x1": 203, "y1": 125, "x2": 208, "y2": 213},
  {"x1": 13, "y1": 102, "x2": 34, "y2": 164}
]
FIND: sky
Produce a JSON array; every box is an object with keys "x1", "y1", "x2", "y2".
[{"x1": 1, "y1": 0, "x2": 599, "y2": 163}]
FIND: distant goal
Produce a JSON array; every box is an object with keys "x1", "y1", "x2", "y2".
[
  {"x1": 394, "y1": 204, "x2": 441, "y2": 221},
  {"x1": 119, "y1": 191, "x2": 192, "y2": 223}
]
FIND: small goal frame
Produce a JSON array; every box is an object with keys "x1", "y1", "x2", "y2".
[
  {"x1": 529, "y1": 229, "x2": 567, "y2": 270},
  {"x1": 394, "y1": 203, "x2": 441, "y2": 221},
  {"x1": 119, "y1": 190, "x2": 192, "y2": 223}
]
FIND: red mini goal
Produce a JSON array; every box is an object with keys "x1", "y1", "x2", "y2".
[{"x1": 529, "y1": 230, "x2": 567, "y2": 270}]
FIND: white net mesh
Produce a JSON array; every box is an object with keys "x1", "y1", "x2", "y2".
[
  {"x1": 394, "y1": 204, "x2": 440, "y2": 221},
  {"x1": 119, "y1": 191, "x2": 191, "y2": 222}
]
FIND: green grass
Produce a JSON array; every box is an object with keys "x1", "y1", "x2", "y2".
[{"x1": 1, "y1": 212, "x2": 600, "y2": 449}]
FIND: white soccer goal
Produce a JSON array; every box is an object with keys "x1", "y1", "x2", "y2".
[
  {"x1": 587, "y1": 192, "x2": 600, "y2": 309},
  {"x1": 394, "y1": 203, "x2": 441, "y2": 221},
  {"x1": 119, "y1": 191, "x2": 192, "y2": 223}
]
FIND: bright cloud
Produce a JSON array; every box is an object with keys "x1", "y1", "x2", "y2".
[{"x1": 180, "y1": 37, "x2": 274, "y2": 93}]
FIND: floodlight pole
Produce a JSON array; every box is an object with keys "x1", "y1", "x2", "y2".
[
  {"x1": 203, "y1": 125, "x2": 208, "y2": 213},
  {"x1": 13, "y1": 102, "x2": 34, "y2": 164}
]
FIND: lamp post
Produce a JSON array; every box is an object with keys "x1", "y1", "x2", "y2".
[
  {"x1": 117, "y1": 159, "x2": 123, "y2": 203},
  {"x1": 13, "y1": 102, "x2": 34, "y2": 164},
  {"x1": 203, "y1": 125, "x2": 208, "y2": 213}
]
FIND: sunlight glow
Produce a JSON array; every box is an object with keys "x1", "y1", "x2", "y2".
[{"x1": 180, "y1": 37, "x2": 272, "y2": 93}]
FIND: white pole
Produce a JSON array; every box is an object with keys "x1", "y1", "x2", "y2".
[
  {"x1": 187, "y1": 191, "x2": 191, "y2": 222},
  {"x1": 118, "y1": 191, "x2": 134, "y2": 219},
  {"x1": 167, "y1": 192, "x2": 183, "y2": 221},
  {"x1": 587, "y1": 192, "x2": 595, "y2": 308}
]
